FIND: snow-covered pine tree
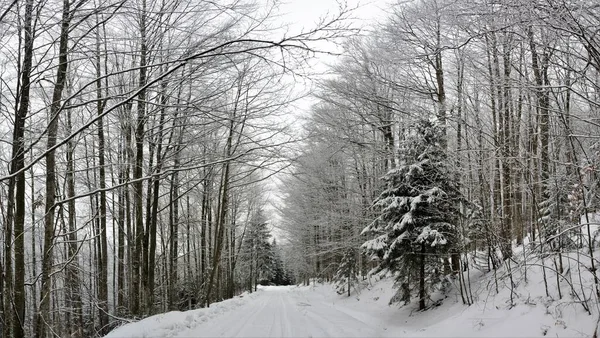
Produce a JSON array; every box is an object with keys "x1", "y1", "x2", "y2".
[
  {"x1": 255, "y1": 235, "x2": 274, "y2": 287},
  {"x1": 333, "y1": 247, "x2": 359, "y2": 297},
  {"x1": 539, "y1": 168, "x2": 578, "y2": 249},
  {"x1": 271, "y1": 239, "x2": 292, "y2": 285},
  {"x1": 240, "y1": 209, "x2": 274, "y2": 291},
  {"x1": 362, "y1": 119, "x2": 461, "y2": 310}
]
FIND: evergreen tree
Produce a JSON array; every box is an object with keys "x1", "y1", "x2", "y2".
[
  {"x1": 240, "y1": 209, "x2": 274, "y2": 291},
  {"x1": 270, "y1": 239, "x2": 290, "y2": 285},
  {"x1": 333, "y1": 247, "x2": 359, "y2": 297},
  {"x1": 539, "y1": 170, "x2": 577, "y2": 246},
  {"x1": 255, "y1": 237, "x2": 274, "y2": 287},
  {"x1": 362, "y1": 119, "x2": 460, "y2": 310}
]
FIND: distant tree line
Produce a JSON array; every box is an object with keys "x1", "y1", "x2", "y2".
[{"x1": 281, "y1": 0, "x2": 600, "y2": 312}]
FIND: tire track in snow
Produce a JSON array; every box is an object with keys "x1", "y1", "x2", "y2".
[
  {"x1": 279, "y1": 290, "x2": 295, "y2": 337},
  {"x1": 211, "y1": 290, "x2": 272, "y2": 337},
  {"x1": 266, "y1": 293, "x2": 280, "y2": 337},
  {"x1": 178, "y1": 286, "x2": 382, "y2": 337}
]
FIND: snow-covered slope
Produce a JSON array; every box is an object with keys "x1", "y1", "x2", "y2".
[{"x1": 329, "y1": 271, "x2": 597, "y2": 337}]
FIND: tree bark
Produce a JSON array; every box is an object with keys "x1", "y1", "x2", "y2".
[
  {"x1": 132, "y1": 0, "x2": 147, "y2": 316},
  {"x1": 147, "y1": 80, "x2": 168, "y2": 313},
  {"x1": 528, "y1": 27, "x2": 551, "y2": 233},
  {"x1": 65, "y1": 108, "x2": 83, "y2": 338},
  {"x1": 500, "y1": 33, "x2": 513, "y2": 259},
  {"x1": 95, "y1": 12, "x2": 110, "y2": 333},
  {"x1": 36, "y1": 0, "x2": 71, "y2": 336},
  {"x1": 6, "y1": 0, "x2": 35, "y2": 336},
  {"x1": 419, "y1": 244, "x2": 426, "y2": 311}
]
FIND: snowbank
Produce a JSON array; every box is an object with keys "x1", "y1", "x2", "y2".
[
  {"x1": 104, "y1": 291, "x2": 258, "y2": 338},
  {"x1": 305, "y1": 269, "x2": 597, "y2": 337}
]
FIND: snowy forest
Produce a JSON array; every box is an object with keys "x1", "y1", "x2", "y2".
[{"x1": 2, "y1": 0, "x2": 600, "y2": 337}]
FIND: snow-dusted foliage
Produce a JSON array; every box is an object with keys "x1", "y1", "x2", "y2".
[
  {"x1": 271, "y1": 239, "x2": 294, "y2": 286},
  {"x1": 333, "y1": 247, "x2": 359, "y2": 296},
  {"x1": 362, "y1": 119, "x2": 461, "y2": 309},
  {"x1": 538, "y1": 166, "x2": 580, "y2": 251},
  {"x1": 239, "y1": 209, "x2": 276, "y2": 291}
]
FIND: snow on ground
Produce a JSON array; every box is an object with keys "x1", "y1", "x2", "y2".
[
  {"x1": 107, "y1": 224, "x2": 600, "y2": 338},
  {"x1": 106, "y1": 285, "x2": 387, "y2": 338},
  {"x1": 104, "y1": 292, "x2": 256, "y2": 338},
  {"x1": 105, "y1": 274, "x2": 597, "y2": 337}
]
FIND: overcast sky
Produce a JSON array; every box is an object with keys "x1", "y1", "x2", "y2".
[
  {"x1": 278, "y1": 0, "x2": 385, "y2": 57},
  {"x1": 262, "y1": 0, "x2": 387, "y2": 237},
  {"x1": 276, "y1": 0, "x2": 387, "y2": 105},
  {"x1": 283, "y1": 0, "x2": 384, "y2": 29}
]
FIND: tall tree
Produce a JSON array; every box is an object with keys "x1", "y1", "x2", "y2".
[
  {"x1": 36, "y1": 0, "x2": 72, "y2": 336},
  {"x1": 95, "y1": 9, "x2": 110, "y2": 333},
  {"x1": 6, "y1": 0, "x2": 35, "y2": 336},
  {"x1": 362, "y1": 119, "x2": 461, "y2": 310}
]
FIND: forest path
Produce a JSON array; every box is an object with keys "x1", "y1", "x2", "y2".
[{"x1": 176, "y1": 285, "x2": 385, "y2": 337}]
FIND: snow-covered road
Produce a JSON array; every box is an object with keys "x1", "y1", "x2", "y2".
[
  {"x1": 105, "y1": 278, "x2": 598, "y2": 338},
  {"x1": 176, "y1": 286, "x2": 384, "y2": 337},
  {"x1": 106, "y1": 285, "x2": 391, "y2": 338}
]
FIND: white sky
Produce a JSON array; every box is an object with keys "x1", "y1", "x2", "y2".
[
  {"x1": 280, "y1": 0, "x2": 386, "y2": 63},
  {"x1": 260, "y1": 0, "x2": 388, "y2": 239},
  {"x1": 273, "y1": 0, "x2": 387, "y2": 114},
  {"x1": 282, "y1": 0, "x2": 385, "y2": 29}
]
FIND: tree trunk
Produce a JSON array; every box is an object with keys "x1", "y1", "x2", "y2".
[
  {"x1": 201, "y1": 179, "x2": 209, "y2": 289},
  {"x1": 7, "y1": 0, "x2": 34, "y2": 336},
  {"x1": 148, "y1": 81, "x2": 168, "y2": 313},
  {"x1": 528, "y1": 27, "x2": 551, "y2": 234},
  {"x1": 95, "y1": 13, "x2": 110, "y2": 333},
  {"x1": 485, "y1": 32, "x2": 505, "y2": 258},
  {"x1": 143, "y1": 116, "x2": 156, "y2": 313},
  {"x1": 65, "y1": 103, "x2": 83, "y2": 338},
  {"x1": 117, "y1": 133, "x2": 126, "y2": 314},
  {"x1": 419, "y1": 244, "x2": 426, "y2": 311},
  {"x1": 36, "y1": 0, "x2": 71, "y2": 336},
  {"x1": 433, "y1": 5, "x2": 446, "y2": 143},
  {"x1": 132, "y1": 0, "x2": 147, "y2": 316},
  {"x1": 205, "y1": 160, "x2": 231, "y2": 306},
  {"x1": 169, "y1": 172, "x2": 179, "y2": 309},
  {"x1": 205, "y1": 89, "x2": 241, "y2": 305},
  {"x1": 501, "y1": 33, "x2": 513, "y2": 259}
]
